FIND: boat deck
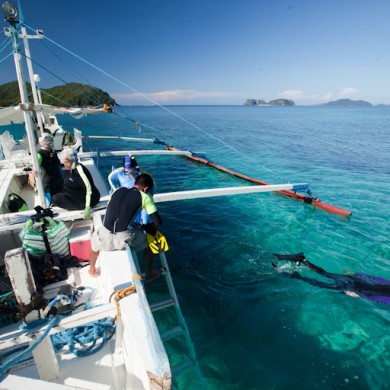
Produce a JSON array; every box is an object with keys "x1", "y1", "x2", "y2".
[
  {"x1": 0, "y1": 265, "x2": 125, "y2": 389},
  {"x1": 0, "y1": 246, "x2": 168, "y2": 389}
]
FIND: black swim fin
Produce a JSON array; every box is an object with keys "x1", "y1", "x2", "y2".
[{"x1": 272, "y1": 253, "x2": 306, "y2": 264}]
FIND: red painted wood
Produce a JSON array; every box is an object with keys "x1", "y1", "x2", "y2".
[{"x1": 167, "y1": 146, "x2": 352, "y2": 217}]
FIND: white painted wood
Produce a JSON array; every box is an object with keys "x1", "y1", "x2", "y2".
[
  {"x1": 31, "y1": 334, "x2": 60, "y2": 381},
  {"x1": 82, "y1": 136, "x2": 155, "y2": 142},
  {"x1": 153, "y1": 183, "x2": 309, "y2": 202},
  {"x1": 0, "y1": 168, "x2": 20, "y2": 211},
  {"x1": 0, "y1": 374, "x2": 81, "y2": 389},
  {"x1": 0, "y1": 303, "x2": 116, "y2": 351},
  {"x1": 0, "y1": 182, "x2": 308, "y2": 234},
  {"x1": 79, "y1": 149, "x2": 191, "y2": 158},
  {"x1": 99, "y1": 249, "x2": 171, "y2": 389},
  {"x1": 4, "y1": 248, "x2": 36, "y2": 305}
]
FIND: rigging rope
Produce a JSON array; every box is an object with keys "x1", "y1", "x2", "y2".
[
  {"x1": 0, "y1": 51, "x2": 13, "y2": 65},
  {"x1": 23, "y1": 23, "x2": 296, "y2": 186},
  {"x1": 20, "y1": 51, "x2": 105, "y2": 107},
  {"x1": 0, "y1": 39, "x2": 12, "y2": 56},
  {"x1": 41, "y1": 39, "x2": 103, "y2": 104}
]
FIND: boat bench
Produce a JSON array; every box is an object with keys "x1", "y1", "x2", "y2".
[
  {"x1": 0, "y1": 131, "x2": 28, "y2": 160},
  {"x1": 0, "y1": 168, "x2": 23, "y2": 213}
]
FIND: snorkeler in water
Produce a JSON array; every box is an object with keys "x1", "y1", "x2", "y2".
[{"x1": 273, "y1": 253, "x2": 390, "y2": 305}]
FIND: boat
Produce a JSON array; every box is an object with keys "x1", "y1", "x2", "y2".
[{"x1": 0, "y1": 2, "x2": 352, "y2": 389}]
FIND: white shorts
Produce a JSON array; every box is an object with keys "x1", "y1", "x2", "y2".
[{"x1": 91, "y1": 225, "x2": 147, "y2": 252}]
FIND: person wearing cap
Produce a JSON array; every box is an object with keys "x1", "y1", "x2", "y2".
[
  {"x1": 108, "y1": 155, "x2": 140, "y2": 190},
  {"x1": 51, "y1": 147, "x2": 100, "y2": 219},
  {"x1": 36, "y1": 133, "x2": 64, "y2": 206}
]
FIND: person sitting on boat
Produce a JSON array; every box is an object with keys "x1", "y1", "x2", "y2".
[
  {"x1": 50, "y1": 148, "x2": 100, "y2": 219},
  {"x1": 108, "y1": 155, "x2": 140, "y2": 190},
  {"x1": 89, "y1": 173, "x2": 162, "y2": 281},
  {"x1": 273, "y1": 253, "x2": 390, "y2": 304},
  {"x1": 108, "y1": 155, "x2": 154, "y2": 225},
  {"x1": 35, "y1": 134, "x2": 64, "y2": 206}
]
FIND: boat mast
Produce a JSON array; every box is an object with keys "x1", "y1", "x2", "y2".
[
  {"x1": 17, "y1": 2, "x2": 45, "y2": 131},
  {"x1": 2, "y1": 2, "x2": 46, "y2": 206}
]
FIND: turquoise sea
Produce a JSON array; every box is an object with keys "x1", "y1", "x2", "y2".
[{"x1": 18, "y1": 106, "x2": 390, "y2": 389}]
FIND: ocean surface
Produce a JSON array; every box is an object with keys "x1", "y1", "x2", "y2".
[{"x1": 17, "y1": 106, "x2": 390, "y2": 389}]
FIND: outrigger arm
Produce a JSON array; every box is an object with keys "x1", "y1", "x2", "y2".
[{"x1": 153, "y1": 183, "x2": 309, "y2": 202}]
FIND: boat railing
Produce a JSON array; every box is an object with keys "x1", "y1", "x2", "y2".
[{"x1": 125, "y1": 246, "x2": 172, "y2": 386}]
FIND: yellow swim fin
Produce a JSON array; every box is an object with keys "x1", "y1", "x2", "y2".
[
  {"x1": 146, "y1": 230, "x2": 169, "y2": 254},
  {"x1": 155, "y1": 230, "x2": 169, "y2": 252},
  {"x1": 146, "y1": 233, "x2": 160, "y2": 254}
]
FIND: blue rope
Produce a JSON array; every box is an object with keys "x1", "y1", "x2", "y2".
[
  {"x1": 0, "y1": 316, "x2": 62, "y2": 376},
  {"x1": 0, "y1": 285, "x2": 105, "y2": 375},
  {"x1": 51, "y1": 317, "x2": 115, "y2": 357},
  {"x1": 19, "y1": 318, "x2": 48, "y2": 330},
  {"x1": 0, "y1": 316, "x2": 115, "y2": 376}
]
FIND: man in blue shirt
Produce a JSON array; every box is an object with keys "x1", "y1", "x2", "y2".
[{"x1": 108, "y1": 155, "x2": 140, "y2": 190}]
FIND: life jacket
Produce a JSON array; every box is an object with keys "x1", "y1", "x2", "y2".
[{"x1": 37, "y1": 148, "x2": 63, "y2": 192}]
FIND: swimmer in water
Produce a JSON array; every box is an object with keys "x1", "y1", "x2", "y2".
[{"x1": 273, "y1": 253, "x2": 390, "y2": 305}]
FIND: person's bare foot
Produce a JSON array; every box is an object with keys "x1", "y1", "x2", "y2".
[
  {"x1": 88, "y1": 267, "x2": 99, "y2": 277},
  {"x1": 344, "y1": 290, "x2": 359, "y2": 298}
]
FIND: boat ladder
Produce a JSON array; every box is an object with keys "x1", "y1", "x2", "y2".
[{"x1": 131, "y1": 248, "x2": 203, "y2": 381}]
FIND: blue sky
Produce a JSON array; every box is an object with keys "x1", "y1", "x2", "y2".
[{"x1": 1, "y1": 0, "x2": 390, "y2": 105}]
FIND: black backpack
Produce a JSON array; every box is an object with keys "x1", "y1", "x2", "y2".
[{"x1": 7, "y1": 193, "x2": 28, "y2": 213}]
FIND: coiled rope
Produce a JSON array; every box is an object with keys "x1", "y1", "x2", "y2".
[{"x1": 51, "y1": 317, "x2": 115, "y2": 357}]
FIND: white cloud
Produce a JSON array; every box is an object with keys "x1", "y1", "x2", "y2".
[
  {"x1": 278, "y1": 90, "x2": 305, "y2": 99},
  {"x1": 278, "y1": 90, "x2": 319, "y2": 100},
  {"x1": 338, "y1": 87, "x2": 360, "y2": 98},
  {"x1": 321, "y1": 92, "x2": 333, "y2": 101}
]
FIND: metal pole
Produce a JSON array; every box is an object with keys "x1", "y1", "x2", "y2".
[
  {"x1": 20, "y1": 25, "x2": 43, "y2": 130},
  {"x1": 8, "y1": 22, "x2": 46, "y2": 206}
]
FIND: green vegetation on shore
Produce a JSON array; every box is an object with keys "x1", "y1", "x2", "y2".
[{"x1": 0, "y1": 81, "x2": 116, "y2": 107}]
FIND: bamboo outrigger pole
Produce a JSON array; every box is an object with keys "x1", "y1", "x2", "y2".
[{"x1": 167, "y1": 146, "x2": 352, "y2": 217}]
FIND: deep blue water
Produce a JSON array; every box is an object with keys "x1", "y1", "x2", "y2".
[{"x1": 14, "y1": 106, "x2": 390, "y2": 389}]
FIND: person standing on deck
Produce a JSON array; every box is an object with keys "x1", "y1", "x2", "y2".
[
  {"x1": 89, "y1": 173, "x2": 162, "y2": 281},
  {"x1": 35, "y1": 134, "x2": 64, "y2": 206}
]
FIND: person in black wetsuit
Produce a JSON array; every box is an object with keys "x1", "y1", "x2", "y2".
[
  {"x1": 89, "y1": 173, "x2": 162, "y2": 281},
  {"x1": 36, "y1": 134, "x2": 64, "y2": 206},
  {"x1": 51, "y1": 148, "x2": 100, "y2": 218},
  {"x1": 273, "y1": 253, "x2": 390, "y2": 304}
]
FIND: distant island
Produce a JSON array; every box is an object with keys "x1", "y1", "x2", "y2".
[
  {"x1": 0, "y1": 81, "x2": 117, "y2": 107},
  {"x1": 320, "y1": 99, "x2": 372, "y2": 107},
  {"x1": 244, "y1": 98, "x2": 295, "y2": 106},
  {"x1": 244, "y1": 98, "x2": 390, "y2": 108}
]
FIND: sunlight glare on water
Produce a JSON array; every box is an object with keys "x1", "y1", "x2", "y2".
[{"x1": 57, "y1": 105, "x2": 390, "y2": 389}]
